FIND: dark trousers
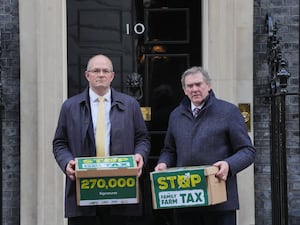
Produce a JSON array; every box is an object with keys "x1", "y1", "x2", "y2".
[
  {"x1": 174, "y1": 210, "x2": 236, "y2": 225},
  {"x1": 68, "y1": 208, "x2": 146, "y2": 225},
  {"x1": 68, "y1": 215, "x2": 146, "y2": 225},
  {"x1": 68, "y1": 216, "x2": 98, "y2": 225}
]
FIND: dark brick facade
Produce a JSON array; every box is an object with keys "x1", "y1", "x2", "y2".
[
  {"x1": 0, "y1": 0, "x2": 299, "y2": 225},
  {"x1": 254, "y1": 0, "x2": 299, "y2": 225},
  {"x1": 0, "y1": 0, "x2": 20, "y2": 225}
]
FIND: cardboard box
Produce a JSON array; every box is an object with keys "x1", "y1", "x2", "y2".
[
  {"x1": 75, "y1": 155, "x2": 139, "y2": 206},
  {"x1": 150, "y1": 165, "x2": 227, "y2": 209}
]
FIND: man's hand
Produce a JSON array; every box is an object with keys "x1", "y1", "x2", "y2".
[
  {"x1": 154, "y1": 163, "x2": 167, "y2": 171},
  {"x1": 66, "y1": 159, "x2": 76, "y2": 181},
  {"x1": 213, "y1": 161, "x2": 229, "y2": 181},
  {"x1": 134, "y1": 154, "x2": 144, "y2": 177}
]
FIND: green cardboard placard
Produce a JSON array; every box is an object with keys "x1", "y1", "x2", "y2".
[
  {"x1": 78, "y1": 175, "x2": 137, "y2": 205},
  {"x1": 77, "y1": 155, "x2": 136, "y2": 170},
  {"x1": 75, "y1": 155, "x2": 138, "y2": 206},
  {"x1": 151, "y1": 168, "x2": 209, "y2": 209}
]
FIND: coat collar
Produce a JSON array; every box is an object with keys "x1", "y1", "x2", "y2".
[
  {"x1": 181, "y1": 89, "x2": 215, "y2": 111},
  {"x1": 110, "y1": 88, "x2": 127, "y2": 111},
  {"x1": 77, "y1": 87, "x2": 131, "y2": 112}
]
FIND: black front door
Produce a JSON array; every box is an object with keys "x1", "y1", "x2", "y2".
[
  {"x1": 133, "y1": 0, "x2": 202, "y2": 159},
  {"x1": 67, "y1": 0, "x2": 202, "y2": 222}
]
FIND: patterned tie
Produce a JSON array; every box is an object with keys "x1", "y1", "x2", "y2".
[
  {"x1": 193, "y1": 108, "x2": 200, "y2": 117},
  {"x1": 95, "y1": 96, "x2": 106, "y2": 157}
]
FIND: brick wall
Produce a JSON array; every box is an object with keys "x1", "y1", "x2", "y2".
[
  {"x1": 0, "y1": 0, "x2": 20, "y2": 225},
  {"x1": 254, "y1": 0, "x2": 299, "y2": 225}
]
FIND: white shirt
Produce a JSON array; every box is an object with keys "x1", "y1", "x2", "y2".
[
  {"x1": 89, "y1": 88, "x2": 111, "y2": 156},
  {"x1": 191, "y1": 102, "x2": 205, "y2": 112}
]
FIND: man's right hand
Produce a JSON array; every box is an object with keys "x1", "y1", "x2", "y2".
[
  {"x1": 154, "y1": 163, "x2": 167, "y2": 171},
  {"x1": 66, "y1": 159, "x2": 76, "y2": 181}
]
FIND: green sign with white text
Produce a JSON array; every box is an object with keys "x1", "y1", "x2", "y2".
[
  {"x1": 76, "y1": 155, "x2": 138, "y2": 206},
  {"x1": 151, "y1": 168, "x2": 209, "y2": 209},
  {"x1": 77, "y1": 155, "x2": 135, "y2": 170},
  {"x1": 79, "y1": 175, "x2": 137, "y2": 205}
]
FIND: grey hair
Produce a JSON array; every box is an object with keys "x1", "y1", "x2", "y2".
[
  {"x1": 86, "y1": 54, "x2": 114, "y2": 71},
  {"x1": 181, "y1": 66, "x2": 211, "y2": 88}
]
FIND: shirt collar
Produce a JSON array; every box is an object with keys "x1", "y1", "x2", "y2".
[
  {"x1": 191, "y1": 101, "x2": 205, "y2": 111},
  {"x1": 89, "y1": 88, "x2": 111, "y2": 102}
]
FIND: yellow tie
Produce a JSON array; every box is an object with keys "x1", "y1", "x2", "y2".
[{"x1": 96, "y1": 96, "x2": 106, "y2": 157}]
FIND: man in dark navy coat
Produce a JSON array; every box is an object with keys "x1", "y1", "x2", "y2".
[
  {"x1": 155, "y1": 66, "x2": 256, "y2": 225},
  {"x1": 53, "y1": 54, "x2": 150, "y2": 225}
]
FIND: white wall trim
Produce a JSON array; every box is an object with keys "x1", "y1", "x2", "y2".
[
  {"x1": 20, "y1": 1, "x2": 67, "y2": 225},
  {"x1": 202, "y1": 1, "x2": 255, "y2": 224}
]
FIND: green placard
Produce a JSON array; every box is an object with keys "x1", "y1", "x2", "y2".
[
  {"x1": 151, "y1": 168, "x2": 209, "y2": 209},
  {"x1": 79, "y1": 175, "x2": 137, "y2": 205},
  {"x1": 77, "y1": 155, "x2": 135, "y2": 170}
]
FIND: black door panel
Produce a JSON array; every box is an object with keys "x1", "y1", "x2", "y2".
[{"x1": 67, "y1": 0, "x2": 134, "y2": 96}]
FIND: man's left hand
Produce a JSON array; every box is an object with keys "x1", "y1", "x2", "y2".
[
  {"x1": 134, "y1": 153, "x2": 144, "y2": 177},
  {"x1": 213, "y1": 161, "x2": 229, "y2": 181}
]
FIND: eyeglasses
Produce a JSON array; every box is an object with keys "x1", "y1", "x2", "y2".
[{"x1": 87, "y1": 68, "x2": 113, "y2": 74}]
